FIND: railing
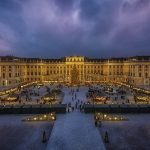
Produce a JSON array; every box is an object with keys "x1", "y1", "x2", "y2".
[
  {"x1": 84, "y1": 104, "x2": 150, "y2": 113},
  {"x1": 0, "y1": 104, "x2": 67, "y2": 114}
]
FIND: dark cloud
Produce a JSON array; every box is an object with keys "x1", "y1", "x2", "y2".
[
  {"x1": 0, "y1": 0, "x2": 150, "y2": 57},
  {"x1": 79, "y1": 0, "x2": 101, "y2": 20}
]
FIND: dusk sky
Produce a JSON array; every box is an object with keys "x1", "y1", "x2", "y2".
[{"x1": 0, "y1": 0, "x2": 150, "y2": 58}]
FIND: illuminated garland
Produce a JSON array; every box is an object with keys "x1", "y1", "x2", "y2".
[
  {"x1": 22, "y1": 113, "x2": 56, "y2": 121},
  {"x1": 95, "y1": 113, "x2": 128, "y2": 121}
]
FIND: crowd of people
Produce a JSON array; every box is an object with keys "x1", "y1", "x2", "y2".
[
  {"x1": 66, "y1": 87, "x2": 86, "y2": 112},
  {"x1": 0, "y1": 83, "x2": 149, "y2": 106},
  {"x1": 86, "y1": 84, "x2": 135, "y2": 104}
]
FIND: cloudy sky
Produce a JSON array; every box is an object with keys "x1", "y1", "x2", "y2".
[{"x1": 0, "y1": 0, "x2": 150, "y2": 58}]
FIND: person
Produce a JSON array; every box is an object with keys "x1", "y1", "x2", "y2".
[
  {"x1": 72, "y1": 106, "x2": 74, "y2": 111},
  {"x1": 79, "y1": 104, "x2": 81, "y2": 110},
  {"x1": 104, "y1": 131, "x2": 109, "y2": 143},
  {"x1": 99, "y1": 121, "x2": 102, "y2": 127},
  {"x1": 95, "y1": 121, "x2": 97, "y2": 127},
  {"x1": 75, "y1": 102, "x2": 77, "y2": 109},
  {"x1": 42, "y1": 130, "x2": 47, "y2": 143}
]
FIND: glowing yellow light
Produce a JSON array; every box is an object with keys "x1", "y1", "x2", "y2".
[
  {"x1": 33, "y1": 117, "x2": 37, "y2": 120},
  {"x1": 52, "y1": 117, "x2": 55, "y2": 120},
  {"x1": 114, "y1": 117, "x2": 117, "y2": 120},
  {"x1": 44, "y1": 115, "x2": 47, "y2": 118},
  {"x1": 104, "y1": 114, "x2": 107, "y2": 118}
]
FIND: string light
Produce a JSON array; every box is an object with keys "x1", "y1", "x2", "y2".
[
  {"x1": 22, "y1": 113, "x2": 56, "y2": 122},
  {"x1": 95, "y1": 113, "x2": 128, "y2": 121}
]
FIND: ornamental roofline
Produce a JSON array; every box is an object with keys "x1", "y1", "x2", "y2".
[{"x1": 0, "y1": 55, "x2": 150, "y2": 62}]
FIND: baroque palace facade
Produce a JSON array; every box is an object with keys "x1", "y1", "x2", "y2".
[{"x1": 0, "y1": 56, "x2": 150, "y2": 86}]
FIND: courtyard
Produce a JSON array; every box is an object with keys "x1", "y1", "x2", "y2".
[
  {"x1": 1, "y1": 82, "x2": 149, "y2": 106},
  {"x1": 0, "y1": 83, "x2": 150, "y2": 150}
]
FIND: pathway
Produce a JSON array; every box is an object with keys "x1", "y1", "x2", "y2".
[{"x1": 46, "y1": 86, "x2": 105, "y2": 150}]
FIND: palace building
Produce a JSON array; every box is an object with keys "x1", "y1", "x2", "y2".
[{"x1": 0, "y1": 56, "x2": 150, "y2": 86}]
